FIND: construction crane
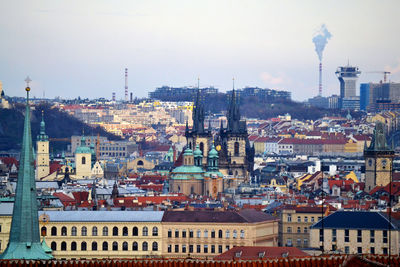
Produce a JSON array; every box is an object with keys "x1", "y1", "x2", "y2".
[{"x1": 365, "y1": 71, "x2": 391, "y2": 83}]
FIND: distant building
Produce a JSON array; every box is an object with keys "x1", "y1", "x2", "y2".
[
  {"x1": 36, "y1": 112, "x2": 50, "y2": 179},
  {"x1": 149, "y1": 86, "x2": 218, "y2": 101},
  {"x1": 335, "y1": 65, "x2": 361, "y2": 109},
  {"x1": 361, "y1": 82, "x2": 400, "y2": 111},
  {"x1": 308, "y1": 96, "x2": 329, "y2": 109}
]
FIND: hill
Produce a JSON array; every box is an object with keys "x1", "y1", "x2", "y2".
[{"x1": 0, "y1": 103, "x2": 122, "y2": 152}]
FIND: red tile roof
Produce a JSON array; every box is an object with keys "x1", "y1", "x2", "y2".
[{"x1": 214, "y1": 246, "x2": 308, "y2": 260}]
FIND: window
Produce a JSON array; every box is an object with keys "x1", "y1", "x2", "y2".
[
  {"x1": 189, "y1": 245, "x2": 193, "y2": 253},
  {"x1": 319, "y1": 229, "x2": 324, "y2": 242},
  {"x1": 102, "y1": 226, "x2": 108, "y2": 236},
  {"x1": 71, "y1": 242, "x2": 77, "y2": 251},
  {"x1": 167, "y1": 245, "x2": 172, "y2": 253},
  {"x1": 41, "y1": 226, "x2": 47, "y2": 236},
  {"x1": 287, "y1": 214, "x2": 292, "y2": 222},
  {"x1": 304, "y1": 227, "x2": 308, "y2": 233},
  {"x1": 71, "y1": 226, "x2": 77, "y2": 236},
  {"x1": 168, "y1": 229, "x2": 172, "y2": 238},
  {"x1": 311, "y1": 217, "x2": 315, "y2": 222},
  {"x1": 383, "y1": 247, "x2": 388, "y2": 255},
  {"x1": 175, "y1": 230, "x2": 179, "y2": 238},
  {"x1": 370, "y1": 247, "x2": 375, "y2": 254},
  {"x1": 218, "y1": 245, "x2": 223, "y2": 254},
  {"x1": 61, "y1": 227, "x2": 67, "y2": 236},
  {"x1": 142, "y1": 242, "x2": 148, "y2": 251},
  {"x1": 287, "y1": 227, "x2": 292, "y2": 233},
  {"x1": 123, "y1": 242, "x2": 128, "y2": 251},
  {"x1": 132, "y1": 242, "x2": 138, "y2": 251},
  {"x1": 297, "y1": 227, "x2": 301, "y2": 233},
  {"x1": 112, "y1": 242, "x2": 118, "y2": 251},
  {"x1": 218, "y1": 230, "x2": 223, "y2": 238},
  {"x1": 152, "y1": 227, "x2": 158, "y2": 236},
  {"x1": 226, "y1": 230, "x2": 230, "y2": 238},
  {"x1": 357, "y1": 247, "x2": 362, "y2": 254},
  {"x1": 204, "y1": 245, "x2": 208, "y2": 253},
  {"x1": 296, "y1": 239, "x2": 301, "y2": 247},
  {"x1": 357, "y1": 230, "x2": 362, "y2": 243},
  {"x1": 61, "y1": 242, "x2": 67, "y2": 251},
  {"x1": 152, "y1": 242, "x2": 158, "y2": 251},
  {"x1": 204, "y1": 230, "x2": 209, "y2": 238},
  {"x1": 240, "y1": 230, "x2": 245, "y2": 239},
  {"x1": 123, "y1": 227, "x2": 128, "y2": 236},
  {"x1": 345, "y1": 229, "x2": 349, "y2": 242},
  {"x1": 82, "y1": 156, "x2": 86, "y2": 165},
  {"x1": 304, "y1": 239, "x2": 308, "y2": 247},
  {"x1": 332, "y1": 229, "x2": 337, "y2": 242},
  {"x1": 370, "y1": 230, "x2": 375, "y2": 243},
  {"x1": 102, "y1": 242, "x2": 108, "y2": 251},
  {"x1": 233, "y1": 230, "x2": 237, "y2": 239},
  {"x1": 175, "y1": 245, "x2": 179, "y2": 253},
  {"x1": 113, "y1": 226, "x2": 118, "y2": 236},
  {"x1": 133, "y1": 227, "x2": 138, "y2": 236},
  {"x1": 304, "y1": 216, "x2": 308, "y2": 222},
  {"x1": 81, "y1": 226, "x2": 87, "y2": 236},
  {"x1": 211, "y1": 230, "x2": 215, "y2": 238},
  {"x1": 81, "y1": 242, "x2": 87, "y2": 251},
  {"x1": 344, "y1": 246, "x2": 349, "y2": 254},
  {"x1": 182, "y1": 230, "x2": 186, "y2": 238},
  {"x1": 51, "y1": 227, "x2": 57, "y2": 236},
  {"x1": 143, "y1": 227, "x2": 148, "y2": 236},
  {"x1": 92, "y1": 227, "x2": 98, "y2": 236},
  {"x1": 189, "y1": 230, "x2": 194, "y2": 238},
  {"x1": 197, "y1": 245, "x2": 201, "y2": 253},
  {"x1": 297, "y1": 216, "x2": 301, "y2": 222},
  {"x1": 287, "y1": 239, "x2": 292, "y2": 246},
  {"x1": 383, "y1": 230, "x2": 388, "y2": 243},
  {"x1": 182, "y1": 245, "x2": 186, "y2": 253},
  {"x1": 51, "y1": 242, "x2": 57, "y2": 251},
  {"x1": 92, "y1": 242, "x2": 97, "y2": 251},
  {"x1": 197, "y1": 230, "x2": 201, "y2": 238},
  {"x1": 234, "y1": 142, "x2": 239, "y2": 156},
  {"x1": 211, "y1": 245, "x2": 215, "y2": 253}
]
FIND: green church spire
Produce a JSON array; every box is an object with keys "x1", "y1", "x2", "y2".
[{"x1": 0, "y1": 78, "x2": 53, "y2": 259}]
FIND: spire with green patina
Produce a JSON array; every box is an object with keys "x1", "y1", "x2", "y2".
[
  {"x1": 0, "y1": 77, "x2": 53, "y2": 259},
  {"x1": 37, "y1": 110, "x2": 48, "y2": 142}
]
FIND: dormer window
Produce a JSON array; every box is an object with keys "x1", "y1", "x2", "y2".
[
  {"x1": 235, "y1": 251, "x2": 242, "y2": 258},
  {"x1": 258, "y1": 252, "x2": 265, "y2": 258}
]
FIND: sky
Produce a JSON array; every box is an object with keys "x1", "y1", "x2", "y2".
[{"x1": 1, "y1": 0, "x2": 400, "y2": 101}]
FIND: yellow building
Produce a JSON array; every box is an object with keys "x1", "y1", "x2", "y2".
[
  {"x1": 36, "y1": 112, "x2": 50, "y2": 180},
  {"x1": 0, "y1": 208, "x2": 278, "y2": 260},
  {"x1": 75, "y1": 136, "x2": 92, "y2": 179}
]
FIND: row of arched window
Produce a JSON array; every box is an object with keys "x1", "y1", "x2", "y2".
[
  {"x1": 43, "y1": 226, "x2": 158, "y2": 237},
  {"x1": 167, "y1": 229, "x2": 245, "y2": 239},
  {"x1": 50, "y1": 241, "x2": 158, "y2": 252}
]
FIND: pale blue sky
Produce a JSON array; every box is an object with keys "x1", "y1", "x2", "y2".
[{"x1": 1, "y1": 0, "x2": 399, "y2": 100}]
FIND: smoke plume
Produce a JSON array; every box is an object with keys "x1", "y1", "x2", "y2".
[{"x1": 312, "y1": 24, "x2": 332, "y2": 61}]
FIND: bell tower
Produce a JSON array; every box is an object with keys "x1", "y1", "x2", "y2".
[
  {"x1": 364, "y1": 121, "x2": 394, "y2": 192},
  {"x1": 36, "y1": 111, "x2": 49, "y2": 179}
]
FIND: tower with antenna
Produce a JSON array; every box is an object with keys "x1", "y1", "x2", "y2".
[{"x1": 124, "y1": 68, "x2": 128, "y2": 102}]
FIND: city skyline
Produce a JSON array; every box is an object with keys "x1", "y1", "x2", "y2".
[{"x1": 1, "y1": 0, "x2": 400, "y2": 101}]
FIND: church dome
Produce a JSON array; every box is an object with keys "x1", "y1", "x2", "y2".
[
  {"x1": 193, "y1": 145, "x2": 203, "y2": 157},
  {"x1": 208, "y1": 144, "x2": 218, "y2": 158}
]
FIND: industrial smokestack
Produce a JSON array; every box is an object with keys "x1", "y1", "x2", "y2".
[
  {"x1": 124, "y1": 68, "x2": 128, "y2": 102},
  {"x1": 312, "y1": 24, "x2": 332, "y2": 96}
]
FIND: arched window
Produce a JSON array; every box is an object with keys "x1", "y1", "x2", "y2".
[
  {"x1": 122, "y1": 242, "x2": 128, "y2": 251},
  {"x1": 142, "y1": 242, "x2": 148, "y2": 251},
  {"x1": 41, "y1": 226, "x2": 47, "y2": 236},
  {"x1": 81, "y1": 242, "x2": 87, "y2": 251},
  {"x1": 226, "y1": 230, "x2": 230, "y2": 238},
  {"x1": 103, "y1": 226, "x2": 108, "y2": 236},
  {"x1": 211, "y1": 230, "x2": 215, "y2": 238},
  {"x1": 152, "y1": 242, "x2": 158, "y2": 251},
  {"x1": 82, "y1": 156, "x2": 86, "y2": 165},
  {"x1": 61, "y1": 241, "x2": 67, "y2": 251},
  {"x1": 71, "y1": 226, "x2": 77, "y2": 236},
  {"x1": 197, "y1": 230, "x2": 201, "y2": 238},
  {"x1": 112, "y1": 241, "x2": 118, "y2": 251},
  {"x1": 137, "y1": 160, "x2": 144, "y2": 166},
  {"x1": 233, "y1": 230, "x2": 237, "y2": 239},
  {"x1": 132, "y1": 242, "x2": 138, "y2": 251},
  {"x1": 129, "y1": 226, "x2": 137, "y2": 236},
  {"x1": 51, "y1": 242, "x2": 57, "y2": 251},
  {"x1": 204, "y1": 230, "x2": 208, "y2": 238},
  {"x1": 61, "y1": 226, "x2": 67, "y2": 236},
  {"x1": 123, "y1": 227, "x2": 128, "y2": 236},
  {"x1": 240, "y1": 230, "x2": 245, "y2": 239},
  {"x1": 234, "y1": 142, "x2": 239, "y2": 156},
  {"x1": 142, "y1": 226, "x2": 148, "y2": 236},
  {"x1": 113, "y1": 226, "x2": 118, "y2": 236},
  {"x1": 92, "y1": 241, "x2": 98, "y2": 251},
  {"x1": 218, "y1": 230, "x2": 223, "y2": 238},
  {"x1": 92, "y1": 226, "x2": 98, "y2": 236},
  {"x1": 71, "y1": 242, "x2": 77, "y2": 251},
  {"x1": 152, "y1": 227, "x2": 158, "y2": 236},
  {"x1": 51, "y1": 226, "x2": 57, "y2": 236},
  {"x1": 102, "y1": 241, "x2": 108, "y2": 251},
  {"x1": 81, "y1": 226, "x2": 87, "y2": 236}
]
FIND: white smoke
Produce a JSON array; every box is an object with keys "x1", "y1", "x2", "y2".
[{"x1": 312, "y1": 24, "x2": 332, "y2": 62}]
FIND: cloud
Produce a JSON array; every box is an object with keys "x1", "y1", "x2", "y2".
[
  {"x1": 260, "y1": 72, "x2": 285, "y2": 85},
  {"x1": 385, "y1": 58, "x2": 400, "y2": 74}
]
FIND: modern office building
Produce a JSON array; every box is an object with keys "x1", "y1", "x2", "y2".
[
  {"x1": 361, "y1": 82, "x2": 400, "y2": 111},
  {"x1": 335, "y1": 65, "x2": 361, "y2": 109}
]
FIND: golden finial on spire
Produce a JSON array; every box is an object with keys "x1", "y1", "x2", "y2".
[{"x1": 25, "y1": 76, "x2": 31, "y2": 92}]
